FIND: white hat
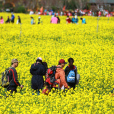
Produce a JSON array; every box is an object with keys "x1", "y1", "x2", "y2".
[{"x1": 36, "y1": 57, "x2": 42, "y2": 61}]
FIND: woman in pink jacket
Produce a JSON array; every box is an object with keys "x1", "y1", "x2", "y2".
[{"x1": 0, "y1": 16, "x2": 4, "y2": 24}]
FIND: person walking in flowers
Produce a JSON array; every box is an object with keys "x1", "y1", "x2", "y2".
[
  {"x1": 7, "y1": 59, "x2": 23, "y2": 93},
  {"x1": 30, "y1": 57, "x2": 46, "y2": 95},
  {"x1": 65, "y1": 58, "x2": 80, "y2": 89},
  {"x1": 55, "y1": 59, "x2": 69, "y2": 90}
]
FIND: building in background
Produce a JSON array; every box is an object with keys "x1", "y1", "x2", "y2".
[{"x1": 88, "y1": 0, "x2": 114, "y2": 12}]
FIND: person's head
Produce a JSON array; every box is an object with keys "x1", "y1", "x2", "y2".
[
  {"x1": 72, "y1": 16, "x2": 74, "y2": 18},
  {"x1": 68, "y1": 58, "x2": 74, "y2": 66},
  {"x1": 7, "y1": 16, "x2": 9, "y2": 18},
  {"x1": 58, "y1": 59, "x2": 67, "y2": 68},
  {"x1": 1, "y1": 16, "x2": 3, "y2": 19},
  {"x1": 36, "y1": 57, "x2": 42, "y2": 63},
  {"x1": 67, "y1": 15, "x2": 69, "y2": 18},
  {"x1": 80, "y1": 17, "x2": 83, "y2": 20},
  {"x1": 11, "y1": 59, "x2": 19, "y2": 68},
  {"x1": 18, "y1": 16, "x2": 20, "y2": 18},
  {"x1": 31, "y1": 17, "x2": 33, "y2": 19}
]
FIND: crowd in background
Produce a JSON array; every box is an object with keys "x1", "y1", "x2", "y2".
[
  {"x1": 0, "y1": 13, "x2": 86, "y2": 25},
  {"x1": 30, "y1": 9, "x2": 114, "y2": 17},
  {"x1": 0, "y1": 13, "x2": 21, "y2": 24}
]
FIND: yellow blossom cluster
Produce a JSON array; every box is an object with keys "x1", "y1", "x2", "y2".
[{"x1": 0, "y1": 13, "x2": 113, "y2": 114}]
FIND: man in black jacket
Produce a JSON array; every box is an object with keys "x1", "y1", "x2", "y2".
[
  {"x1": 7, "y1": 59, "x2": 23, "y2": 93},
  {"x1": 30, "y1": 57, "x2": 46, "y2": 95}
]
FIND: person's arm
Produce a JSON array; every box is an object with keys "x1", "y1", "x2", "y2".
[
  {"x1": 60, "y1": 70, "x2": 68, "y2": 88},
  {"x1": 9, "y1": 69, "x2": 21, "y2": 86}
]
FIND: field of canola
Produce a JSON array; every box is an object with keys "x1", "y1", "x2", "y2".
[{"x1": 0, "y1": 13, "x2": 114, "y2": 114}]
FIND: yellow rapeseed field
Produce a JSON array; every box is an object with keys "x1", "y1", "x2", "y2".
[{"x1": 0, "y1": 13, "x2": 113, "y2": 114}]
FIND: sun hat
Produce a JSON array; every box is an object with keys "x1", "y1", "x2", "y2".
[
  {"x1": 11, "y1": 59, "x2": 19, "y2": 64},
  {"x1": 36, "y1": 57, "x2": 42, "y2": 62}
]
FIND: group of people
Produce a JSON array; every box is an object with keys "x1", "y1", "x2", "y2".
[
  {"x1": 0, "y1": 14, "x2": 21, "y2": 24},
  {"x1": 0, "y1": 14, "x2": 86, "y2": 25},
  {"x1": 6, "y1": 57, "x2": 80, "y2": 95},
  {"x1": 66, "y1": 15, "x2": 86, "y2": 24},
  {"x1": 50, "y1": 15, "x2": 86, "y2": 24},
  {"x1": 31, "y1": 16, "x2": 43, "y2": 25}
]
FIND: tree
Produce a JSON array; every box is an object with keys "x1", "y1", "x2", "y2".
[{"x1": 74, "y1": 0, "x2": 89, "y2": 9}]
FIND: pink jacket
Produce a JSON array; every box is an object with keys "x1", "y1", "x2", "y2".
[
  {"x1": 0, "y1": 19, "x2": 4, "y2": 24},
  {"x1": 51, "y1": 17, "x2": 58, "y2": 24}
]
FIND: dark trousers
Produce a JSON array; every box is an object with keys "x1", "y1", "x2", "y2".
[{"x1": 7, "y1": 87, "x2": 17, "y2": 93}]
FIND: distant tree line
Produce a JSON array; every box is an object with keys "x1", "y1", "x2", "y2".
[{"x1": 0, "y1": 0, "x2": 113, "y2": 13}]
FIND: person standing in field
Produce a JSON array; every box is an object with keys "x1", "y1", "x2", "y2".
[
  {"x1": 7, "y1": 59, "x2": 23, "y2": 93},
  {"x1": 11, "y1": 14, "x2": 15, "y2": 23},
  {"x1": 57, "y1": 16, "x2": 60, "y2": 23},
  {"x1": 38, "y1": 17, "x2": 42, "y2": 24},
  {"x1": 17, "y1": 16, "x2": 21, "y2": 24},
  {"x1": 30, "y1": 57, "x2": 46, "y2": 95},
  {"x1": 66, "y1": 16, "x2": 71, "y2": 24},
  {"x1": 0, "y1": 16, "x2": 4, "y2": 24},
  {"x1": 55, "y1": 59, "x2": 69, "y2": 90},
  {"x1": 80, "y1": 17, "x2": 86, "y2": 24},
  {"x1": 65, "y1": 58, "x2": 80, "y2": 89},
  {"x1": 72, "y1": 16, "x2": 78, "y2": 24},
  {"x1": 31, "y1": 17, "x2": 35, "y2": 25},
  {"x1": 5, "y1": 16, "x2": 10, "y2": 23},
  {"x1": 50, "y1": 15, "x2": 58, "y2": 24}
]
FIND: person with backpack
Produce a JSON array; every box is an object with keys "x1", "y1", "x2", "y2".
[
  {"x1": 11, "y1": 14, "x2": 15, "y2": 23},
  {"x1": 30, "y1": 57, "x2": 46, "y2": 95},
  {"x1": 7, "y1": 59, "x2": 23, "y2": 93},
  {"x1": 65, "y1": 58, "x2": 80, "y2": 89},
  {"x1": 55, "y1": 59, "x2": 69, "y2": 90}
]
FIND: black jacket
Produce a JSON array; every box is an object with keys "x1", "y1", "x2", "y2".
[
  {"x1": 8, "y1": 67, "x2": 21, "y2": 88},
  {"x1": 30, "y1": 63, "x2": 46, "y2": 90}
]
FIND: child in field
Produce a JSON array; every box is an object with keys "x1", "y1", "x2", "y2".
[
  {"x1": 5, "y1": 16, "x2": 10, "y2": 23},
  {"x1": 31, "y1": 17, "x2": 35, "y2": 25},
  {"x1": 0, "y1": 16, "x2": 4, "y2": 24}
]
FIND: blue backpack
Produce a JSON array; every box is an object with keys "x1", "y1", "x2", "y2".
[{"x1": 67, "y1": 69, "x2": 75, "y2": 83}]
